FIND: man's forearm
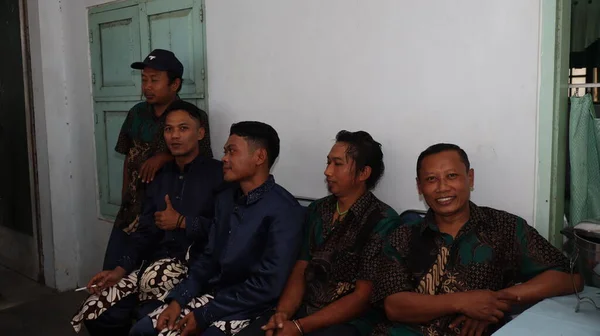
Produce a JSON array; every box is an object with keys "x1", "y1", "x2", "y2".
[
  {"x1": 275, "y1": 261, "x2": 308, "y2": 317},
  {"x1": 501, "y1": 270, "x2": 583, "y2": 305},
  {"x1": 298, "y1": 291, "x2": 370, "y2": 333},
  {"x1": 384, "y1": 292, "x2": 461, "y2": 324}
]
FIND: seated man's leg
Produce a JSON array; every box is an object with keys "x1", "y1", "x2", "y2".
[
  {"x1": 129, "y1": 300, "x2": 165, "y2": 336},
  {"x1": 129, "y1": 316, "x2": 156, "y2": 336},
  {"x1": 103, "y1": 225, "x2": 131, "y2": 270},
  {"x1": 84, "y1": 294, "x2": 138, "y2": 336}
]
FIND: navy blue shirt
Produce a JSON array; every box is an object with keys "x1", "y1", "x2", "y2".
[
  {"x1": 167, "y1": 176, "x2": 305, "y2": 329},
  {"x1": 117, "y1": 155, "x2": 223, "y2": 273}
]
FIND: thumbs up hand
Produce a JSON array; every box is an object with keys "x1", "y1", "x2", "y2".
[{"x1": 154, "y1": 195, "x2": 182, "y2": 231}]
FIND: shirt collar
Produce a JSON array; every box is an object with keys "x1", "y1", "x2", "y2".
[
  {"x1": 235, "y1": 175, "x2": 276, "y2": 205},
  {"x1": 419, "y1": 201, "x2": 485, "y2": 235},
  {"x1": 165, "y1": 154, "x2": 204, "y2": 173},
  {"x1": 147, "y1": 95, "x2": 182, "y2": 120},
  {"x1": 322, "y1": 191, "x2": 377, "y2": 218}
]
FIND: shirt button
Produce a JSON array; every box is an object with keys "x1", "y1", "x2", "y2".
[{"x1": 179, "y1": 175, "x2": 184, "y2": 180}]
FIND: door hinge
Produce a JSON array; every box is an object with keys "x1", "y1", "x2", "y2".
[
  {"x1": 200, "y1": 6, "x2": 204, "y2": 23},
  {"x1": 201, "y1": 68, "x2": 205, "y2": 80},
  {"x1": 89, "y1": 30, "x2": 93, "y2": 43},
  {"x1": 99, "y1": 189, "x2": 102, "y2": 198},
  {"x1": 94, "y1": 113, "x2": 98, "y2": 124},
  {"x1": 92, "y1": 73, "x2": 96, "y2": 84}
]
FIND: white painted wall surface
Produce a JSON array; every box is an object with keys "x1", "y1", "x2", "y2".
[
  {"x1": 205, "y1": 1, "x2": 541, "y2": 220},
  {"x1": 26, "y1": 0, "x2": 543, "y2": 290}
]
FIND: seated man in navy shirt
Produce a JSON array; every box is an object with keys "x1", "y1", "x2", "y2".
[
  {"x1": 71, "y1": 101, "x2": 223, "y2": 335},
  {"x1": 130, "y1": 121, "x2": 305, "y2": 336}
]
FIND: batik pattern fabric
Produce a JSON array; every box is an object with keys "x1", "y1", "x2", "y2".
[
  {"x1": 145, "y1": 294, "x2": 254, "y2": 336},
  {"x1": 369, "y1": 202, "x2": 571, "y2": 336},
  {"x1": 71, "y1": 258, "x2": 187, "y2": 333},
  {"x1": 299, "y1": 192, "x2": 399, "y2": 336}
]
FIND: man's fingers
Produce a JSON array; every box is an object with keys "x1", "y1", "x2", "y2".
[
  {"x1": 495, "y1": 300, "x2": 512, "y2": 312},
  {"x1": 181, "y1": 322, "x2": 195, "y2": 336},
  {"x1": 168, "y1": 312, "x2": 179, "y2": 330},
  {"x1": 474, "y1": 321, "x2": 488, "y2": 336},
  {"x1": 140, "y1": 163, "x2": 149, "y2": 182},
  {"x1": 175, "y1": 314, "x2": 191, "y2": 331},
  {"x1": 274, "y1": 314, "x2": 286, "y2": 328},
  {"x1": 261, "y1": 319, "x2": 276, "y2": 330},
  {"x1": 156, "y1": 315, "x2": 168, "y2": 331},
  {"x1": 148, "y1": 166, "x2": 158, "y2": 182},
  {"x1": 496, "y1": 291, "x2": 520, "y2": 303},
  {"x1": 165, "y1": 195, "x2": 173, "y2": 209},
  {"x1": 265, "y1": 330, "x2": 274, "y2": 336},
  {"x1": 486, "y1": 310, "x2": 502, "y2": 324},
  {"x1": 458, "y1": 318, "x2": 471, "y2": 336},
  {"x1": 449, "y1": 315, "x2": 466, "y2": 329}
]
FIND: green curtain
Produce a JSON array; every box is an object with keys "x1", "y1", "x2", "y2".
[{"x1": 569, "y1": 94, "x2": 600, "y2": 226}]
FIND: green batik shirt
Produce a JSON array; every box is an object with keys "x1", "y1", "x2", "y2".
[
  {"x1": 114, "y1": 100, "x2": 213, "y2": 232},
  {"x1": 299, "y1": 192, "x2": 400, "y2": 336},
  {"x1": 369, "y1": 202, "x2": 571, "y2": 336}
]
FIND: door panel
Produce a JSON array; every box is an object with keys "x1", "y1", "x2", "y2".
[
  {"x1": 94, "y1": 101, "x2": 135, "y2": 218},
  {"x1": 89, "y1": 6, "x2": 142, "y2": 98},
  {"x1": 141, "y1": 0, "x2": 205, "y2": 97},
  {"x1": 91, "y1": 0, "x2": 207, "y2": 219}
]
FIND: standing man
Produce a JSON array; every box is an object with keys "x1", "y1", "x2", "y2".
[{"x1": 104, "y1": 49, "x2": 213, "y2": 270}]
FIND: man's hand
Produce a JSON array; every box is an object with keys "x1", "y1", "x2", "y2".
[
  {"x1": 86, "y1": 267, "x2": 127, "y2": 294},
  {"x1": 140, "y1": 153, "x2": 171, "y2": 183},
  {"x1": 449, "y1": 315, "x2": 493, "y2": 336},
  {"x1": 261, "y1": 311, "x2": 290, "y2": 336},
  {"x1": 454, "y1": 290, "x2": 519, "y2": 323},
  {"x1": 155, "y1": 195, "x2": 181, "y2": 230},
  {"x1": 157, "y1": 301, "x2": 182, "y2": 331},
  {"x1": 270, "y1": 320, "x2": 301, "y2": 336},
  {"x1": 176, "y1": 312, "x2": 200, "y2": 336}
]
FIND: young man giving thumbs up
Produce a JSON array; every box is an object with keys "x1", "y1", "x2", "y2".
[{"x1": 72, "y1": 101, "x2": 224, "y2": 336}]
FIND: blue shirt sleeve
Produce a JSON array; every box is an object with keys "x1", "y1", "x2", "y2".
[
  {"x1": 185, "y1": 215, "x2": 212, "y2": 242},
  {"x1": 192, "y1": 205, "x2": 305, "y2": 330},
  {"x1": 166, "y1": 202, "x2": 220, "y2": 307},
  {"x1": 116, "y1": 178, "x2": 162, "y2": 274}
]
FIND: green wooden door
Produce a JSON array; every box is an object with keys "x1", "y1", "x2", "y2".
[
  {"x1": 89, "y1": 0, "x2": 207, "y2": 219},
  {"x1": 89, "y1": 5, "x2": 142, "y2": 98},
  {"x1": 141, "y1": 0, "x2": 206, "y2": 98}
]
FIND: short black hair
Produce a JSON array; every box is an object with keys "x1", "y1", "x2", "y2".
[
  {"x1": 163, "y1": 100, "x2": 205, "y2": 128},
  {"x1": 167, "y1": 71, "x2": 184, "y2": 93},
  {"x1": 416, "y1": 143, "x2": 470, "y2": 177},
  {"x1": 335, "y1": 130, "x2": 385, "y2": 190},
  {"x1": 230, "y1": 121, "x2": 280, "y2": 168}
]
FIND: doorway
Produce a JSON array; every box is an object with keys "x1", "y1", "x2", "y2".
[{"x1": 0, "y1": 0, "x2": 42, "y2": 282}]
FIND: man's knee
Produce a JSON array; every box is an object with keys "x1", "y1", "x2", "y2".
[{"x1": 129, "y1": 316, "x2": 157, "y2": 336}]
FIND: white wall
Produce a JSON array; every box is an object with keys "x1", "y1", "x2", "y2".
[
  {"x1": 205, "y1": 0, "x2": 540, "y2": 219},
  {"x1": 27, "y1": 0, "x2": 542, "y2": 290},
  {"x1": 27, "y1": 0, "x2": 116, "y2": 290}
]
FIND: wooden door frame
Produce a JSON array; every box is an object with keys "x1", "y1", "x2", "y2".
[{"x1": 535, "y1": 0, "x2": 571, "y2": 248}]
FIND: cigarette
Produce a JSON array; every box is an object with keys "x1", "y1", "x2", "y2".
[{"x1": 75, "y1": 284, "x2": 97, "y2": 292}]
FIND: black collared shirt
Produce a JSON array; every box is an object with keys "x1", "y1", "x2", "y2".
[{"x1": 117, "y1": 155, "x2": 223, "y2": 273}]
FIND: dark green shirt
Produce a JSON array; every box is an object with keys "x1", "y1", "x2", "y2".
[
  {"x1": 114, "y1": 100, "x2": 213, "y2": 232},
  {"x1": 370, "y1": 202, "x2": 571, "y2": 336},
  {"x1": 299, "y1": 192, "x2": 399, "y2": 336}
]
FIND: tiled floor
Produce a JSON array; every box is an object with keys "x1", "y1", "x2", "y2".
[{"x1": 0, "y1": 265, "x2": 89, "y2": 335}]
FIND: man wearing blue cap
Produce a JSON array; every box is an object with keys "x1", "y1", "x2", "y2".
[{"x1": 103, "y1": 49, "x2": 213, "y2": 271}]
